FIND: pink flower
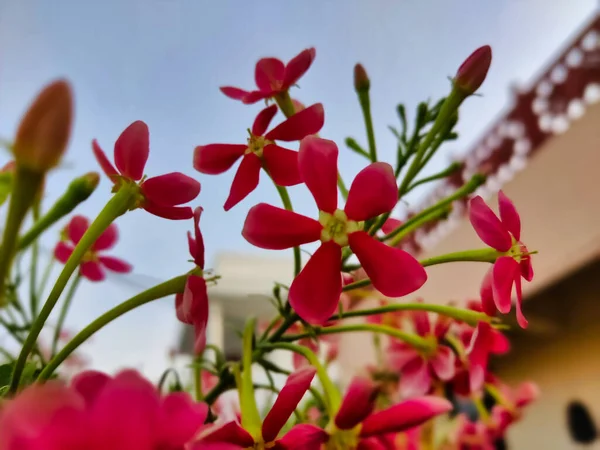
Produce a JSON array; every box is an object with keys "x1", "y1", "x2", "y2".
[
  {"x1": 93, "y1": 120, "x2": 200, "y2": 220},
  {"x1": 242, "y1": 136, "x2": 427, "y2": 325},
  {"x1": 194, "y1": 103, "x2": 324, "y2": 210},
  {"x1": 0, "y1": 370, "x2": 208, "y2": 450},
  {"x1": 469, "y1": 191, "x2": 533, "y2": 328},
  {"x1": 54, "y1": 215, "x2": 131, "y2": 282},
  {"x1": 220, "y1": 48, "x2": 316, "y2": 104}
]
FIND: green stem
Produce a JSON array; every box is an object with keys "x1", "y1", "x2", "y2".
[
  {"x1": 29, "y1": 201, "x2": 40, "y2": 318},
  {"x1": 420, "y1": 248, "x2": 499, "y2": 267},
  {"x1": 385, "y1": 206, "x2": 451, "y2": 247},
  {"x1": 358, "y1": 90, "x2": 377, "y2": 162},
  {"x1": 240, "y1": 318, "x2": 261, "y2": 439},
  {"x1": 275, "y1": 185, "x2": 301, "y2": 277},
  {"x1": 342, "y1": 278, "x2": 372, "y2": 291},
  {"x1": 406, "y1": 161, "x2": 462, "y2": 193},
  {"x1": 274, "y1": 91, "x2": 296, "y2": 118},
  {"x1": 50, "y1": 272, "x2": 81, "y2": 356},
  {"x1": 37, "y1": 273, "x2": 188, "y2": 382},
  {"x1": 337, "y1": 173, "x2": 349, "y2": 200},
  {"x1": 194, "y1": 361, "x2": 202, "y2": 401},
  {"x1": 37, "y1": 257, "x2": 55, "y2": 300}
]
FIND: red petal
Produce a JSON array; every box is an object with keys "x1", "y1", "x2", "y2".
[
  {"x1": 242, "y1": 203, "x2": 322, "y2": 250},
  {"x1": 177, "y1": 276, "x2": 208, "y2": 326},
  {"x1": 194, "y1": 321, "x2": 207, "y2": 355},
  {"x1": 201, "y1": 421, "x2": 254, "y2": 447},
  {"x1": 143, "y1": 202, "x2": 194, "y2": 220},
  {"x1": 114, "y1": 120, "x2": 149, "y2": 181},
  {"x1": 335, "y1": 377, "x2": 378, "y2": 430},
  {"x1": 289, "y1": 242, "x2": 342, "y2": 325},
  {"x1": 479, "y1": 267, "x2": 498, "y2": 316},
  {"x1": 255, "y1": 58, "x2": 285, "y2": 92},
  {"x1": 283, "y1": 48, "x2": 316, "y2": 88},
  {"x1": 92, "y1": 139, "x2": 118, "y2": 179},
  {"x1": 68, "y1": 215, "x2": 89, "y2": 244},
  {"x1": 188, "y1": 207, "x2": 205, "y2": 268},
  {"x1": 262, "y1": 367, "x2": 316, "y2": 442},
  {"x1": 381, "y1": 218, "x2": 402, "y2": 236},
  {"x1": 467, "y1": 322, "x2": 493, "y2": 393},
  {"x1": 193, "y1": 144, "x2": 246, "y2": 175},
  {"x1": 430, "y1": 346, "x2": 456, "y2": 381},
  {"x1": 399, "y1": 357, "x2": 431, "y2": 398},
  {"x1": 278, "y1": 424, "x2": 329, "y2": 450},
  {"x1": 515, "y1": 382, "x2": 539, "y2": 408},
  {"x1": 242, "y1": 90, "x2": 272, "y2": 104},
  {"x1": 298, "y1": 136, "x2": 338, "y2": 213},
  {"x1": 498, "y1": 190, "x2": 521, "y2": 241},
  {"x1": 159, "y1": 392, "x2": 209, "y2": 446},
  {"x1": 93, "y1": 223, "x2": 118, "y2": 251},
  {"x1": 520, "y1": 248, "x2": 534, "y2": 281},
  {"x1": 411, "y1": 310, "x2": 431, "y2": 336},
  {"x1": 491, "y1": 329, "x2": 511, "y2": 354},
  {"x1": 492, "y1": 256, "x2": 519, "y2": 314},
  {"x1": 220, "y1": 86, "x2": 251, "y2": 100},
  {"x1": 80, "y1": 261, "x2": 105, "y2": 282},
  {"x1": 54, "y1": 241, "x2": 74, "y2": 263},
  {"x1": 71, "y1": 370, "x2": 110, "y2": 407},
  {"x1": 360, "y1": 396, "x2": 452, "y2": 437},
  {"x1": 223, "y1": 154, "x2": 261, "y2": 211},
  {"x1": 142, "y1": 173, "x2": 200, "y2": 206},
  {"x1": 349, "y1": 232, "x2": 427, "y2": 297},
  {"x1": 387, "y1": 344, "x2": 420, "y2": 372},
  {"x1": 468, "y1": 196, "x2": 512, "y2": 251},
  {"x1": 99, "y1": 256, "x2": 132, "y2": 273},
  {"x1": 344, "y1": 163, "x2": 397, "y2": 221},
  {"x1": 263, "y1": 145, "x2": 301, "y2": 186},
  {"x1": 252, "y1": 104, "x2": 278, "y2": 136},
  {"x1": 514, "y1": 273, "x2": 528, "y2": 329},
  {"x1": 265, "y1": 104, "x2": 325, "y2": 142}
]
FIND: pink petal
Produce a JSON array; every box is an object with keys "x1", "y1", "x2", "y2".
[
  {"x1": 80, "y1": 261, "x2": 105, "y2": 282},
  {"x1": 467, "y1": 321, "x2": 493, "y2": 393},
  {"x1": 430, "y1": 346, "x2": 456, "y2": 381},
  {"x1": 92, "y1": 139, "x2": 118, "y2": 180},
  {"x1": 360, "y1": 396, "x2": 452, "y2": 437},
  {"x1": 520, "y1": 250, "x2": 534, "y2": 282},
  {"x1": 252, "y1": 104, "x2": 278, "y2": 136},
  {"x1": 492, "y1": 256, "x2": 519, "y2": 314},
  {"x1": 188, "y1": 207, "x2": 205, "y2": 268},
  {"x1": 387, "y1": 344, "x2": 420, "y2": 372},
  {"x1": 193, "y1": 144, "x2": 246, "y2": 175},
  {"x1": 263, "y1": 145, "x2": 301, "y2": 186},
  {"x1": 357, "y1": 437, "x2": 389, "y2": 450},
  {"x1": 220, "y1": 86, "x2": 251, "y2": 100},
  {"x1": 92, "y1": 223, "x2": 118, "y2": 251},
  {"x1": 201, "y1": 421, "x2": 254, "y2": 447},
  {"x1": 142, "y1": 172, "x2": 201, "y2": 206},
  {"x1": 265, "y1": 103, "x2": 325, "y2": 142},
  {"x1": 335, "y1": 377, "x2": 378, "y2": 430},
  {"x1": 158, "y1": 392, "x2": 208, "y2": 447},
  {"x1": 411, "y1": 310, "x2": 431, "y2": 337},
  {"x1": 490, "y1": 329, "x2": 511, "y2": 354},
  {"x1": 242, "y1": 90, "x2": 272, "y2": 104},
  {"x1": 497, "y1": 190, "x2": 521, "y2": 241},
  {"x1": 381, "y1": 218, "x2": 402, "y2": 236},
  {"x1": 143, "y1": 202, "x2": 194, "y2": 220},
  {"x1": 68, "y1": 215, "x2": 89, "y2": 244},
  {"x1": 344, "y1": 163, "x2": 397, "y2": 222},
  {"x1": 114, "y1": 120, "x2": 149, "y2": 181},
  {"x1": 399, "y1": 357, "x2": 432, "y2": 398},
  {"x1": 289, "y1": 242, "x2": 342, "y2": 325},
  {"x1": 176, "y1": 276, "x2": 208, "y2": 327},
  {"x1": 278, "y1": 424, "x2": 329, "y2": 450},
  {"x1": 262, "y1": 367, "x2": 316, "y2": 442},
  {"x1": 479, "y1": 267, "x2": 498, "y2": 316},
  {"x1": 242, "y1": 203, "x2": 322, "y2": 250},
  {"x1": 514, "y1": 273, "x2": 528, "y2": 329},
  {"x1": 349, "y1": 231, "x2": 427, "y2": 297},
  {"x1": 298, "y1": 136, "x2": 338, "y2": 213},
  {"x1": 54, "y1": 241, "x2": 74, "y2": 263},
  {"x1": 515, "y1": 382, "x2": 539, "y2": 408},
  {"x1": 255, "y1": 57, "x2": 285, "y2": 92},
  {"x1": 223, "y1": 154, "x2": 261, "y2": 211},
  {"x1": 71, "y1": 370, "x2": 111, "y2": 407},
  {"x1": 468, "y1": 196, "x2": 512, "y2": 252},
  {"x1": 283, "y1": 48, "x2": 316, "y2": 88},
  {"x1": 99, "y1": 256, "x2": 132, "y2": 273}
]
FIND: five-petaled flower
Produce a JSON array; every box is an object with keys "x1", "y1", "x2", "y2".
[
  {"x1": 93, "y1": 120, "x2": 201, "y2": 220},
  {"x1": 242, "y1": 136, "x2": 427, "y2": 325},
  {"x1": 194, "y1": 103, "x2": 324, "y2": 210},
  {"x1": 54, "y1": 215, "x2": 131, "y2": 282},
  {"x1": 468, "y1": 191, "x2": 533, "y2": 328},
  {"x1": 220, "y1": 48, "x2": 316, "y2": 104}
]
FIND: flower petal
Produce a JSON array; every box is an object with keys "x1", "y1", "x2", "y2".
[
  {"x1": 71, "y1": 370, "x2": 111, "y2": 407},
  {"x1": 335, "y1": 377, "x2": 378, "y2": 430},
  {"x1": 468, "y1": 196, "x2": 512, "y2": 252},
  {"x1": 514, "y1": 273, "x2": 528, "y2": 329},
  {"x1": 492, "y1": 256, "x2": 519, "y2": 314},
  {"x1": 143, "y1": 202, "x2": 194, "y2": 220},
  {"x1": 430, "y1": 346, "x2": 456, "y2": 381},
  {"x1": 220, "y1": 86, "x2": 251, "y2": 100},
  {"x1": 159, "y1": 392, "x2": 208, "y2": 447},
  {"x1": 54, "y1": 241, "x2": 74, "y2": 263},
  {"x1": 265, "y1": 103, "x2": 324, "y2": 142},
  {"x1": 242, "y1": 90, "x2": 272, "y2": 104},
  {"x1": 193, "y1": 144, "x2": 246, "y2": 175},
  {"x1": 491, "y1": 329, "x2": 511, "y2": 354},
  {"x1": 92, "y1": 139, "x2": 118, "y2": 179},
  {"x1": 114, "y1": 120, "x2": 149, "y2": 181},
  {"x1": 381, "y1": 218, "x2": 402, "y2": 236},
  {"x1": 99, "y1": 256, "x2": 132, "y2": 273},
  {"x1": 188, "y1": 207, "x2": 205, "y2": 268},
  {"x1": 278, "y1": 424, "x2": 329, "y2": 450},
  {"x1": 498, "y1": 190, "x2": 521, "y2": 241},
  {"x1": 360, "y1": 396, "x2": 452, "y2": 437},
  {"x1": 201, "y1": 421, "x2": 254, "y2": 447},
  {"x1": 252, "y1": 104, "x2": 278, "y2": 136},
  {"x1": 479, "y1": 267, "x2": 498, "y2": 316},
  {"x1": 255, "y1": 57, "x2": 285, "y2": 92},
  {"x1": 176, "y1": 276, "x2": 208, "y2": 326},
  {"x1": 80, "y1": 261, "x2": 105, "y2": 282},
  {"x1": 68, "y1": 215, "x2": 89, "y2": 244},
  {"x1": 289, "y1": 242, "x2": 342, "y2": 325},
  {"x1": 283, "y1": 48, "x2": 316, "y2": 88},
  {"x1": 467, "y1": 322, "x2": 493, "y2": 393},
  {"x1": 520, "y1": 249, "x2": 534, "y2": 282},
  {"x1": 92, "y1": 224, "x2": 118, "y2": 251},
  {"x1": 242, "y1": 203, "x2": 321, "y2": 250},
  {"x1": 263, "y1": 145, "x2": 301, "y2": 186},
  {"x1": 411, "y1": 310, "x2": 431, "y2": 337},
  {"x1": 344, "y1": 163, "x2": 397, "y2": 222},
  {"x1": 142, "y1": 172, "x2": 201, "y2": 206},
  {"x1": 349, "y1": 232, "x2": 427, "y2": 297},
  {"x1": 223, "y1": 154, "x2": 262, "y2": 211},
  {"x1": 298, "y1": 136, "x2": 338, "y2": 213},
  {"x1": 399, "y1": 357, "x2": 431, "y2": 398},
  {"x1": 262, "y1": 367, "x2": 316, "y2": 442},
  {"x1": 387, "y1": 343, "x2": 420, "y2": 372}
]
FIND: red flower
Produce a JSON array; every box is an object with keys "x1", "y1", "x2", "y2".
[
  {"x1": 242, "y1": 137, "x2": 427, "y2": 325},
  {"x1": 220, "y1": 48, "x2": 316, "y2": 104},
  {"x1": 194, "y1": 103, "x2": 324, "y2": 211},
  {"x1": 469, "y1": 191, "x2": 533, "y2": 328},
  {"x1": 54, "y1": 215, "x2": 131, "y2": 282},
  {"x1": 93, "y1": 120, "x2": 200, "y2": 220}
]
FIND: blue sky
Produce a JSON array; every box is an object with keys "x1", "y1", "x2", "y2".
[{"x1": 0, "y1": 0, "x2": 596, "y2": 379}]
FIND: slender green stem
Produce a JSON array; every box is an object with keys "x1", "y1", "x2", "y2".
[
  {"x1": 29, "y1": 202, "x2": 41, "y2": 318},
  {"x1": 275, "y1": 185, "x2": 301, "y2": 277},
  {"x1": 37, "y1": 257, "x2": 55, "y2": 300},
  {"x1": 406, "y1": 161, "x2": 462, "y2": 193},
  {"x1": 37, "y1": 274, "x2": 188, "y2": 381},
  {"x1": 420, "y1": 248, "x2": 499, "y2": 267},
  {"x1": 274, "y1": 91, "x2": 296, "y2": 118},
  {"x1": 384, "y1": 206, "x2": 450, "y2": 247},
  {"x1": 342, "y1": 278, "x2": 372, "y2": 292},
  {"x1": 240, "y1": 318, "x2": 261, "y2": 439},
  {"x1": 358, "y1": 90, "x2": 377, "y2": 162},
  {"x1": 194, "y1": 362, "x2": 202, "y2": 401},
  {"x1": 337, "y1": 173, "x2": 349, "y2": 200},
  {"x1": 50, "y1": 272, "x2": 81, "y2": 356}
]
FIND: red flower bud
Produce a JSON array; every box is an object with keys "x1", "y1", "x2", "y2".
[
  {"x1": 454, "y1": 45, "x2": 492, "y2": 96},
  {"x1": 354, "y1": 63, "x2": 370, "y2": 92}
]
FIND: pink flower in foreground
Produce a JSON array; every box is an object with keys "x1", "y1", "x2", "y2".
[
  {"x1": 469, "y1": 191, "x2": 533, "y2": 328},
  {"x1": 220, "y1": 48, "x2": 316, "y2": 104},
  {"x1": 194, "y1": 103, "x2": 324, "y2": 210},
  {"x1": 93, "y1": 120, "x2": 200, "y2": 220},
  {"x1": 242, "y1": 136, "x2": 427, "y2": 324},
  {"x1": 0, "y1": 370, "x2": 208, "y2": 450},
  {"x1": 54, "y1": 216, "x2": 131, "y2": 282}
]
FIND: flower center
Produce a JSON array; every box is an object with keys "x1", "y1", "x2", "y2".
[
  {"x1": 247, "y1": 441, "x2": 276, "y2": 450},
  {"x1": 326, "y1": 428, "x2": 359, "y2": 450},
  {"x1": 81, "y1": 249, "x2": 98, "y2": 263},
  {"x1": 507, "y1": 241, "x2": 529, "y2": 263},
  {"x1": 318, "y1": 209, "x2": 362, "y2": 247},
  {"x1": 245, "y1": 134, "x2": 271, "y2": 157}
]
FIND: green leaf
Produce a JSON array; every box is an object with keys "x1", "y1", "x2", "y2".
[{"x1": 0, "y1": 363, "x2": 14, "y2": 388}]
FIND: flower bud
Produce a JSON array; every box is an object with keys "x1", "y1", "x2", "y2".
[
  {"x1": 69, "y1": 171, "x2": 100, "y2": 203},
  {"x1": 13, "y1": 80, "x2": 73, "y2": 173},
  {"x1": 354, "y1": 63, "x2": 370, "y2": 92},
  {"x1": 454, "y1": 45, "x2": 492, "y2": 96}
]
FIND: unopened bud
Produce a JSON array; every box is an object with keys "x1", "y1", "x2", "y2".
[
  {"x1": 454, "y1": 45, "x2": 492, "y2": 96},
  {"x1": 69, "y1": 171, "x2": 100, "y2": 203},
  {"x1": 14, "y1": 79, "x2": 73, "y2": 173},
  {"x1": 354, "y1": 64, "x2": 370, "y2": 92}
]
